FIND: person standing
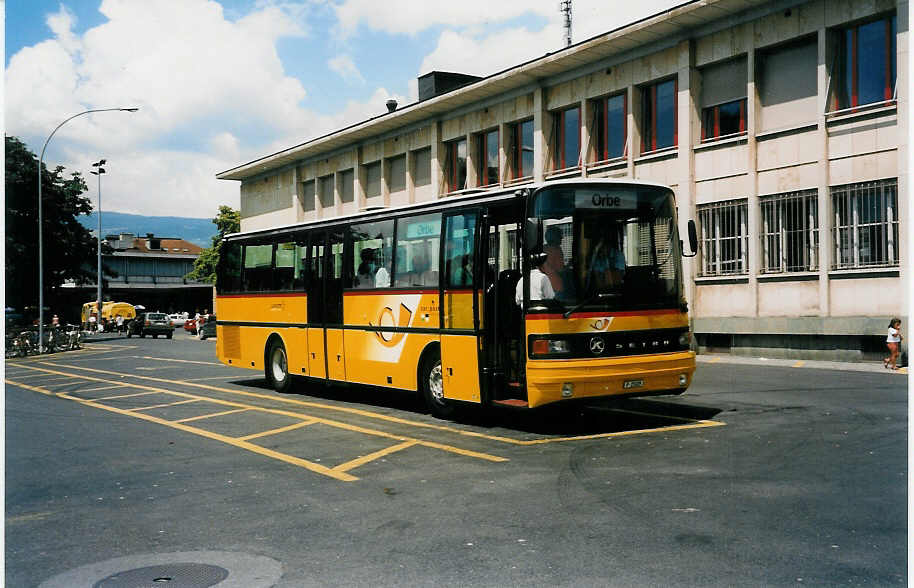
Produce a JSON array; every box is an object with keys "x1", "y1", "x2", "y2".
[
  {"x1": 884, "y1": 318, "x2": 903, "y2": 370},
  {"x1": 116, "y1": 314, "x2": 125, "y2": 335}
]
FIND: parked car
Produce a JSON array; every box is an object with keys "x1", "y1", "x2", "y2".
[
  {"x1": 167, "y1": 313, "x2": 185, "y2": 327},
  {"x1": 127, "y1": 312, "x2": 173, "y2": 339},
  {"x1": 183, "y1": 318, "x2": 197, "y2": 335},
  {"x1": 198, "y1": 314, "x2": 217, "y2": 340}
]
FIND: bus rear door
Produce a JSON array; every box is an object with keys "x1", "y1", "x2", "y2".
[{"x1": 440, "y1": 210, "x2": 482, "y2": 403}]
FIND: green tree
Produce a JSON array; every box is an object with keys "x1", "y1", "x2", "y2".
[
  {"x1": 5, "y1": 135, "x2": 101, "y2": 315},
  {"x1": 186, "y1": 205, "x2": 241, "y2": 284}
]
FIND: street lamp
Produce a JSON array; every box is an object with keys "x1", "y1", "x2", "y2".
[
  {"x1": 90, "y1": 159, "x2": 106, "y2": 332},
  {"x1": 37, "y1": 107, "x2": 138, "y2": 351}
]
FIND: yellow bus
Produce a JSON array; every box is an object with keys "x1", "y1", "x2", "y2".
[{"x1": 215, "y1": 179, "x2": 698, "y2": 419}]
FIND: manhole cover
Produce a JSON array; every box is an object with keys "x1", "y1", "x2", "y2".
[{"x1": 93, "y1": 563, "x2": 228, "y2": 588}]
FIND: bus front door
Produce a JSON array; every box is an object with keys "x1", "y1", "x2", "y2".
[{"x1": 440, "y1": 211, "x2": 482, "y2": 404}]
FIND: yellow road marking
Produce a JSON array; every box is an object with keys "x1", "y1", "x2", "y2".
[
  {"x1": 5, "y1": 379, "x2": 54, "y2": 396},
  {"x1": 709, "y1": 357, "x2": 721, "y2": 363},
  {"x1": 30, "y1": 376, "x2": 75, "y2": 384},
  {"x1": 79, "y1": 384, "x2": 131, "y2": 393},
  {"x1": 94, "y1": 390, "x2": 160, "y2": 401},
  {"x1": 128, "y1": 398, "x2": 201, "y2": 412},
  {"x1": 175, "y1": 408, "x2": 251, "y2": 423},
  {"x1": 183, "y1": 376, "x2": 240, "y2": 381},
  {"x1": 332, "y1": 441, "x2": 418, "y2": 474},
  {"x1": 792, "y1": 361, "x2": 806, "y2": 368},
  {"x1": 35, "y1": 360, "x2": 725, "y2": 446},
  {"x1": 12, "y1": 363, "x2": 509, "y2": 476},
  {"x1": 134, "y1": 356, "x2": 222, "y2": 366},
  {"x1": 237, "y1": 419, "x2": 318, "y2": 441}
]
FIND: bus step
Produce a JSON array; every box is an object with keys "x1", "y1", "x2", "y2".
[{"x1": 492, "y1": 398, "x2": 528, "y2": 408}]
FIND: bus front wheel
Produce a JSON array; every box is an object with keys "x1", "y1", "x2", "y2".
[
  {"x1": 266, "y1": 339, "x2": 291, "y2": 394},
  {"x1": 420, "y1": 350, "x2": 455, "y2": 419}
]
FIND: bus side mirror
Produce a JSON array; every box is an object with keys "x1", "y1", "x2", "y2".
[{"x1": 683, "y1": 220, "x2": 698, "y2": 257}]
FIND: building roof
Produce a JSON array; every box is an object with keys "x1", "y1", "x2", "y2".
[{"x1": 216, "y1": 0, "x2": 776, "y2": 182}]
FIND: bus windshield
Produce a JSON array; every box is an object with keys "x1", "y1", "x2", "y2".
[{"x1": 526, "y1": 184, "x2": 682, "y2": 313}]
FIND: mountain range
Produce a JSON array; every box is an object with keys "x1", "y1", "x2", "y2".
[{"x1": 78, "y1": 211, "x2": 216, "y2": 248}]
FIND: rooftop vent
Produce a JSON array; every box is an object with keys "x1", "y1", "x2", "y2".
[
  {"x1": 386, "y1": 99, "x2": 397, "y2": 112},
  {"x1": 417, "y1": 71, "x2": 482, "y2": 101}
]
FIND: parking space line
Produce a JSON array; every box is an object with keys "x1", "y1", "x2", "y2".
[
  {"x1": 237, "y1": 419, "x2": 318, "y2": 441},
  {"x1": 35, "y1": 360, "x2": 725, "y2": 446},
  {"x1": 175, "y1": 408, "x2": 251, "y2": 423},
  {"x1": 332, "y1": 441, "x2": 418, "y2": 474},
  {"x1": 79, "y1": 384, "x2": 132, "y2": 393},
  {"x1": 12, "y1": 363, "x2": 509, "y2": 480},
  {"x1": 5, "y1": 379, "x2": 55, "y2": 396},
  {"x1": 133, "y1": 356, "x2": 222, "y2": 366},
  {"x1": 95, "y1": 390, "x2": 160, "y2": 401},
  {"x1": 128, "y1": 398, "x2": 202, "y2": 412},
  {"x1": 183, "y1": 376, "x2": 241, "y2": 382}
]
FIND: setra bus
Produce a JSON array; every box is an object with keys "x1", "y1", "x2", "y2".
[{"x1": 215, "y1": 178, "x2": 699, "y2": 418}]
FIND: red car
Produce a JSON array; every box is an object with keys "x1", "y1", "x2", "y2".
[{"x1": 183, "y1": 318, "x2": 197, "y2": 335}]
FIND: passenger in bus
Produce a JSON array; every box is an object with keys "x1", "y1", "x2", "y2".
[
  {"x1": 515, "y1": 250, "x2": 554, "y2": 306},
  {"x1": 374, "y1": 248, "x2": 391, "y2": 288},
  {"x1": 357, "y1": 248, "x2": 377, "y2": 288},
  {"x1": 585, "y1": 231, "x2": 625, "y2": 291},
  {"x1": 404, "y1": 253, "x2": 436, "y2": 287},
  {"x1": 453, "y1": 255, "x2": 473, "y2": 287},
  {"x1": 544, "y1": 244, "x2": 575, "y2": 301}
]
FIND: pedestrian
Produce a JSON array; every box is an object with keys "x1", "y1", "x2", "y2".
[
  {"x1": 116, "y1": 314, "x2": 125, "y2": 335},
  {"x1": 884, "y1": 318, "x2": 903, "y2": 370},
  {"x1": 51, "y1": 314, "x2": 59, "y2": 327}
]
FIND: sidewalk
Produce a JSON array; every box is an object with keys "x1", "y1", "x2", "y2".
[{"x1": 697, "y1": 353, "x2": 908, "y2": 375}]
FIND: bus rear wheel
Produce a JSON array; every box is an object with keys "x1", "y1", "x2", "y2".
[
  {"x1": 420, "y1": 350, "x2": 455, "y2": 419},
  {"x1": 266, "y1": 339, "x2": 291, "y2": 394}
]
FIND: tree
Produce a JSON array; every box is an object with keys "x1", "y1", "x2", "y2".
[
  {"x1": 186, "y1": 205, "x2": 241, "y2": 284},
  {"x1": 5, "y1": 135, "x2": 100, "y2": 315}
]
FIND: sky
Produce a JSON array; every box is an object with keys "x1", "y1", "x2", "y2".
[{"x1": 5, "y1": 0, "x2": 684, "y2": 219}]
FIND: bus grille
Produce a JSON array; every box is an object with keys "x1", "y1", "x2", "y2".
[{"x1": 222, "y1": 326, "x2": 242, "y2": 359}]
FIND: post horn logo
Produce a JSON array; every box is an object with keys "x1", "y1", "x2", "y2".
[{"x1": 370, "y1": 303, "x2": 413, "y2": 347}]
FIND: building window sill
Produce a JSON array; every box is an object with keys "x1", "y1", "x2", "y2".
[
  {"x1": 758, "y1": 272, "x2": 819, "y2": 282},
  {"x1": 756, "y1": 122, "x2": 818, "y2": 141},
  {"x1": 825, "y1": 101, "x2": 897, "y2": 125},
  {"x1": 694, "y1": 134, "x2": 747, "y2": 152},
  {"x1": 635, "y1": 147, "x2": 677, "y2": 163},
  {"x1": 545, "y1": 167, "x2": 582, "y2": 179},
  {"x1": 586, "y1": 158, "x2": 627, "y2": 174},
  {"x1": 696, "y1": 274, "x2": 749, "y2": 285},
  {"x1": 828, "y1": 267, "x2": 900, "y2": 279}
]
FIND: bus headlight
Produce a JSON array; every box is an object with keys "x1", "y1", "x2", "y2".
[
  {"x1": 679, "y1": 331, "x2": 692, "y2": 348},
  {"x1": 531, "y1": 338, "x2": 571, "y2": 357}
]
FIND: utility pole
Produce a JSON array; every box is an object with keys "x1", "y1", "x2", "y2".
[{"x1": 561, "y1": 0, "x2": 572, "y2": 47}]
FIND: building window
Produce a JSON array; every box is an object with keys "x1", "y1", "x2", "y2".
[
  {"x1": 339, "y1": 169, "x2": 354, "y2": 203},
  {"x1": 641, "y1": 78, "x2": 677, "y2": 153},
  {"x1": 318, "y1": 175, "x2": 334, "y2": 208},
  {"x1": 593, "y1": 93, "x2": 627, "y2": 162},
  {"x1": 301, "y1": 179, "x2": 316, "y2": 211},
  {"x1": 364, "y1": 161, "x2": 382, "y2": 199},
  {"x1": 697, "y1": 199, "x2": 748, "y2": 276},
  {"x1": 832, "y1": 178, "x2": 898, "y2": 269},
  {"x1": 510, "y1": 119, "x2": 534, "y2": 179},
  {"x1": 835, "y1": 15, "x2": 896, "y2": 110},
  {"x1": 388, "y1": 155, "x2": 406, "y2": 193},
  {"x1": 758, "y1": 38, "x2": 817, "y2": 131},
  {"x1": 412, "y1": 148, "x2": 431, "y2": 187},
  {"x1": 476, "y1": 129, "x2": 499, "y2": 187},
  {"x1": 702, "y1": 99, "x2": 746, "y2": 141},
  {"x1": 552, "y1": 105, "x2": 580, "y2": 171},
  {"x1": 760, "y1": 190, "x2": 818, "y2": 273},
  {"x1": 445, "y1": 138, "x2": 467, "y2": 192}
]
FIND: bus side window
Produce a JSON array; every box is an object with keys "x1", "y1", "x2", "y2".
[
  {"x1": 219, "y1": 241, "x2": 242, "y2": 293},
  {"x1": 274, "y1": 242, "x2": 296, "y2": 291},
  {"x1": 395, "y1": 213, "x2": 441, "y2": 287},
  {"x1": 293, "y1": 237, "x2": 307, "y2": 290},
  {"x1": 243, "y1": 243, "x2": 274, "y2": 292},
  {"x1": 444, "y1": 213, "x2": 477, "y2": 288},
  {"x1": 350, "y1": 220, "x2": 394, "y2": 289}
]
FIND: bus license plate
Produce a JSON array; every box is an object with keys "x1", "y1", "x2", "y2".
[{"x1": 623, "y1": 379, "x2": 644, "y2": 389}]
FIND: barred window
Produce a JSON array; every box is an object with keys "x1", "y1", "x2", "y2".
[
  {"x1": 832, "y1": 178, "x2": 898, "y2": 269},
  {"x1": 697, "y1": 199, "x2": 748, "y2": 276},
  {"x1": 760, "y1": 190, "x2": 818, "y2": 273}
]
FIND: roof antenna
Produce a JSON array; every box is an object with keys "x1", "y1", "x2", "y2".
[{"x1": 560, "y1": 0, "x2": 572, "y2": 47}]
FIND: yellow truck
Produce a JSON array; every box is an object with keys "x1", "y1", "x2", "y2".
[{"x1": 81, "y1": 302, "x2": 136, "y2": 331}]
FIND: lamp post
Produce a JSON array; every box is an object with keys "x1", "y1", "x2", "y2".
[
  {"x1": 37, "y1": 107, "x2": 138, "y2": 351},
  {"x1": 90, "y1": 160, "x2": 106, "y2": 332}
]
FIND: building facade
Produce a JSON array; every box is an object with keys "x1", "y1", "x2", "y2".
[{"x1": 218, "y1": 0, "x2": 908, "y2": 361}]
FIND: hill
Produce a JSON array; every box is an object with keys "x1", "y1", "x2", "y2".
[{"x1": 78, "y1": 212, "x2": 216, "y2": 247}]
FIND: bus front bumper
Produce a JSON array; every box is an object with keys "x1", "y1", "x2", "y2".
[{"x1": 524, "y1": 351, "x2": 696, "y2": 408}]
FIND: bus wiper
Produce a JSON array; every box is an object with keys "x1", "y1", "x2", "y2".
[{"x1": 562, "y1": 291, "x2": 617, "y2": 318}]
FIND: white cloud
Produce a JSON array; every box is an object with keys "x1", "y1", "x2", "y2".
[
  {"x1": 335, "y1": 0, "x2": 554, "y2": 37},
  {"x1": 419, "y1": 25, "x2": 562, "y2": 78},
  {"x1": 5, "y1": 0, "x2": 317, "y2": 218},
  {"x1": 328, "y1": 54, "x2": 365, "y2": 84}
]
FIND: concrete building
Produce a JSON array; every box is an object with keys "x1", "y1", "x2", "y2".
[{"x1": 217, "y1": 0, "x2": 907, "y2": 361}]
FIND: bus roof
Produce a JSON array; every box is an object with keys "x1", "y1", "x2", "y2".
[{"x1": 223, "y1": 178, "x2": 672, "y2": 242}]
